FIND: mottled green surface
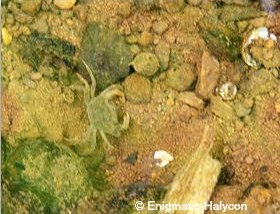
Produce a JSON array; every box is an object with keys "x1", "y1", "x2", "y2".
[
  {"x1": 81, "y1": 22, "x2": 134, "y2": 91},
  {"x1": 2, "y1": 138, "x2": 90, "y2": 213}
]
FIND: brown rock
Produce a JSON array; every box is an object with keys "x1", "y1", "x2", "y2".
[
  {"x1": 123, "y1": 73, "x2": 152, "y2": 104},
  {"x1": 21, "y1": 0, "x2": 41, "y2": 16},
  {"x1": 196, "y1": 51, "x2": 220, "y2": 100}
]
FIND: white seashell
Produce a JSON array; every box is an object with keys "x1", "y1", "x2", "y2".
[
  {"x1": 154, "y1": 150, "x2": 174, "y2": 167},
  {"x1": 242, "y1": 27, "x2": 277, "y2": 68}
]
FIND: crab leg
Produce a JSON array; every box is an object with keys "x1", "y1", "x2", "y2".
[
  {"x1": 81, "y1": 59, "x2": 96, "y2": 97},
  {"x1": 72, "y1": 73, "x2": 91, "y2": 103},
  {"x1": 99, "y1": 130, "x2": 114, "y2": 150}
]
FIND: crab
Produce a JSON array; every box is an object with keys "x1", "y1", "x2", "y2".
[{"x1": 68, "y1": 59, "x2": 130, "y2": 154}]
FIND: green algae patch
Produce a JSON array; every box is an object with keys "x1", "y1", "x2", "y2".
[{"x1": 2, "y1": 138, "x2": 90, "y2": 213}]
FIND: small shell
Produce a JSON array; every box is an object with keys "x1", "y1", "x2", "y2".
[
  {"x1": 242, "y1": 27, "x2": 277, "y2": 68},
  {"x1": 154, "y1": 150, "x2": 174, "y2": 167},
  {"x1": 218, "y1": 82, "x2": 237, "y2": 101},
  {"x1": 130, "y1": 52, "x2": 160, "y2": 77}
]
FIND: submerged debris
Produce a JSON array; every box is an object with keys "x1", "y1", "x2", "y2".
[{"x1": 161, "y1": 127, "x2": 221, "y2": 214}]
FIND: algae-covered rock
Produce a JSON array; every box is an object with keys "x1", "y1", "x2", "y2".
[
  {"x1": 131, "y1": 52, "x2": 160, "y2": 77},
  {"x1": 19, "y1": 31, "x2": 76, "y2": 70},
  {"x1": 2, "y1": 138, "x2": 90, "y2": 213},
  {"x1": 81, "y1": 22, "x2": 134, "y2": 91},
  {"x1": 199, "y1": 17, "x2": 241, "y2": 61}
]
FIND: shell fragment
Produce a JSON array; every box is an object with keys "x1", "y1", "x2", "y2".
[
  {"x1": 242, "y1": 27, "x2": 277, "y2": 67},
  {"x1": 154, "y1": 150, "x2": 174, "y2": 167}
]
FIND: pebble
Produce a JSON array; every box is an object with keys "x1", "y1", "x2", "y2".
[
  {"x1": 188, "y1": 0, "x2": 202, "y2": 6},
  {"x1": 137, "y1": 31, "x2": 153, "y2": 47},
  {"x1": 21, "y1": 0, "x2": 42, "y2": 16},
  {"x1": 196, "y1": 51, "x2": 220, "y2": 100},
  {"x1": 30, "y1": 72, "x2": 43, "y2": 81},
  {"x1": 165, "y1": 64, "x2": 196, "y2": 92},
  {"x1": 123, "y1": 73, "x2": 152, "y2": 104},
  {"x1": 2, "y1": 27, "x2": 12, "y2": 46},
  {"x1": 245, "y1": 156, "x2": 254, "y2": 164},
  {"x1": 155, "y1": 41, "x2": 170, "y2": 71},
  {"x1": 152, "y1": 20, "x2": 169, "y2": 35},
  {"x1": 157, "y1": 0, "x2": 186, "y2": 13},
  {"x1": 177, "y1": 92, "x2": 205, "y2": 109},
  {"x1": 53, "y1": 0, "x2": 76, "y2": 10},
  {"x1": 131, "y1": 52, "x2": 160, "y2": 77}
]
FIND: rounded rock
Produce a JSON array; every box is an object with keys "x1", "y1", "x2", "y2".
[
  {"x1": 123, "y1": 73, "x2": 152, "y2": 104},
  {"x1": 165, "y1": 64, "x2": 196, "y2": 92},
  {"x1": 53, "y1": 0, "x2": 76, "y2": 10},
  {"x1": 131, "y1": 52, "x2": 160, "y2": 77}
]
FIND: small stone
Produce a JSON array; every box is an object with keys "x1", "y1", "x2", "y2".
[
  {"x1": 158, "y1": 0, "x2": 186, "y2": 13},
  {"x1": 131, "y1": 52, "x2": 160, "y2": 77},
  {"x1": 155, "y1": 41, "x2": 170, "y2": 71},
  {"x1": 152, "y1": 20, "x2": 169, "y2": 35},
  {"x1": 30, "y1": 72, "x2": 43, "y2": 81},
  {"x1": 245, "y1": 156, "x2": 254, "y2": 164},
  {"x1": 125, "y1": 151, "x2": 138, "y2": 165},
  {"x1": 2, "y1": 27, "x2": 12, "y2": 46},
  {"x1": 165, "y1": 64, "x2": 196, "y2": 92},
  {"x1": 188, "y1": 0, "x2": 202, "y2": 6},
  {"x1": 73, "y1": 5, "x2": 88, "y2": 21},
  {"x1": 123, "y1": 73, "x2": 152, "y2": 104},
  {"x1": 54, "y1": 0, "x2": 76, "y2": 10},
  {"x1": 137, "y1": 31, "x2": 153, "y2": 47},
  {"x1": 118, "y1": 1, "x2": 132, "y2": 17},
  {"x1": 177, "y1": 92, "x2": 205, "y2": 109},
  {"x1": 196, "y1": 51, "x2": 220, "y2": 100},
  {"x1": 21, "y1": 0, "x2": 41, "y2": 16},
  {"x1": 275, "y1": 101, "x2": 280, "y2": 113}
]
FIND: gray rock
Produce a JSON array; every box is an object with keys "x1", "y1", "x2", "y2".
[
  {"x1": 81, "y1": 22, "x2": 134, "y2": 91},
  {"x1": 196, "y1": 51, "x2": 220, "y2": 100}
]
